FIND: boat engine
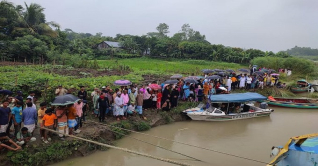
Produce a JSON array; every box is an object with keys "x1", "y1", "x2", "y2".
[{"x1": 260, "y1": 102, "x2": 268, "y2": 109}]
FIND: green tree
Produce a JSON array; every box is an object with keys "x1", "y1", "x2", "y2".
[
  {"x1": 10, "y1": 35, "x2": 48, "y2": 63},
  {"x1": 21, "y1": 3, "x2": 60, "y2": 37},
  {"x1": 156, "y1": 23, "x2": 169, "y2": 37}
]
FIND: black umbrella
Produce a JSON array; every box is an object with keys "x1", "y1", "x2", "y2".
[
  {"x1": 170, "y1": 74, "x2": 183, "y2": 79},
  {"x1": 217, "y1": 72, "x2": 227, "y2": 76},
  {"x1": 214, "y1": 69, "x2": 224, "y2": 72},
  {"x1": 253, "y1": 71, "x2": 265, "y2": 75},
  {"x1": 184, "y1": 78, "x2": 198, "y2": 84},
  {"x1": 51, "y1": 94, "x2": 80, "y2": 106},
  {"x1": 202, "y1": 69, "x2": 214, "y2": 74},
  {"x1": 226, "y1": 69, "x2": 234, "y2": 73},
  {"x1": 238, "y1": 69, "x2": 249, "y2": 73},
  {"x1": 268, "y1": 69, "x2": 276, "y2": 73},
  {"x1": 206, "y1": 75, "x2": 221, "y2": 80},
  {"x1": 163, "y1": 80, "x2": 179, "y2": 84},
  {"x1": 0, "y1": 90, "x2": 13, "y2": 95}
]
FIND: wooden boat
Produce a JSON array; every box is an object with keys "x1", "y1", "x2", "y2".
[
  {"x1": 185, "y1": 92, "x2": 274, "y2": 121},
  {"x1": 267, "y1": 133, "x2": 318, "y2": 166},
  {"x1": 267, "y1": 96, "x2": 318, "y2": 109},
  {"x1": 290, "y1": 79, "x2": 311, "y2": 93}
]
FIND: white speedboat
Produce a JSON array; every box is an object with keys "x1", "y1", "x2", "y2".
[{"x1": 186, "y1": 92, "x2": 274, "y2": 122}]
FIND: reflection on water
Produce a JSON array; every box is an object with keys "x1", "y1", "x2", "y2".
[{"x1": 52, "y1": 108, "x2": 318, "y2": 166}]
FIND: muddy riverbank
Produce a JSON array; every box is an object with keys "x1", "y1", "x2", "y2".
[{"x1": 1, "y1": 102, "x2": 195, "y2": 166}]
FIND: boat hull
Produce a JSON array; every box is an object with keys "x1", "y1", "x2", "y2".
[
  {"x1": 266, "y1": 97, "x2": 318, "y2": 109},
  {"x1": 267, "y1": 101, "x2": 318, "y2": 109},
  {"x1": 187, "y1": 111, "x2": 271, "y2": 121},
  {"x1": 290, "y1": 87, "x2": 310, "y2": 93}
]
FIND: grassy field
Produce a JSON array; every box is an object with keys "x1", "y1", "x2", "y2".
[
  {"x1": 1, "y1": 57, "x2": 317, "y2": 101},
  {"x1": 97, "y1": 57, "x2": 246, "y2": 75},
  {"x1": 0, "y1": 58, "x2": 246, "y2": 100}
]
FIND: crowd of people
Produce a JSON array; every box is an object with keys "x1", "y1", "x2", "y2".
[
  {"x1": 0, "y1": 82, "x2": 189, "y2": 150},
  {"x1": 0, "y1": 66, "x2": 290, "y2": 151}
]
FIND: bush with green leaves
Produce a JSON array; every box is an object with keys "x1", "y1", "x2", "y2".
[
  {"x1": 135, "y1": 121, "x2": 151, "y2": 131},
  {"x1": 252, "y1": 57, "x2": 315, "y2": 74}
]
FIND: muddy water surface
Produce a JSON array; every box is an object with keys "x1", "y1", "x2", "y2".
[{"x1": 53, "y1": 108, "x2": 318, "y2": 166}]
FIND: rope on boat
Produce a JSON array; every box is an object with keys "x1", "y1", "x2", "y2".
[
  {"x1": 88, "y1": 120, "x2": 268, "y2": 164},
  {"x1": 41, "y1": 128, "x2": 192, "y2": 166},
  {"x1": 103, "y1": 125, "x2": 208, "y2": 163}
]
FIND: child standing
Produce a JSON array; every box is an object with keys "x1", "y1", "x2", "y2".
[
  {"x1": 151, "y1": 91, "x2": 157, "y2": 108},
  {"x1": 156, "y1": 91, "x2": 162, "y2": 109},
  {"x1": 11, "y1": 101, "x2": 23, "y2": 138},
  {"x1": 37, "y1": 102, "x2": 47, "y2": 140},
  {"x1": 42, "y1": 109, "x2": 57, "y2": 144}
]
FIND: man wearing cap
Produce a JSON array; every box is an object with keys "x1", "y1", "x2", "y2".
[
  {"x1": 55, "y1": 85, "x2": 68, "y2": 96},
  {"x1": 101, "y1": 86, "x2": 107, "y2": 94},
  {"x1": 22, "y1": 102, "x2": 37, "y2": 135}
]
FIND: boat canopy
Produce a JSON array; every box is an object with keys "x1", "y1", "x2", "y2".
[
  {"x1": 297, "y1": 79, "x2": 308, "y2": 83},
  {"x1": 210, "y1": 92, "x2": 266, "y2": 103}
]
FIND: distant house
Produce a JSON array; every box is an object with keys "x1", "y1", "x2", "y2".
[{"x1": 97, "y1": 41, "x2": 122, "y2": 50}]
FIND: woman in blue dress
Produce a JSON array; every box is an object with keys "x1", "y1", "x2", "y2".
[{"x1": 183, "y1": 82, "x2": 190, "y2": 100}]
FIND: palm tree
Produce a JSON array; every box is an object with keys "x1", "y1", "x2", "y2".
[{"x1": 15, "y1": 2, "x2": 60, "y2": 37}]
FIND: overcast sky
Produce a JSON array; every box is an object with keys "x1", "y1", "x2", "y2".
[{"x1": 11, "y1": 0, "x2": 318, "y2": 52}]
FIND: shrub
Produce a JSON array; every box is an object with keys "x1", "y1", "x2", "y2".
[
  {"x1": 160, "y1": 111, "x2": 174, "y2": 124},
  {"x1": 252, "y1": 57, "x2": 315, "y2": 74},
  {"x1": 135, "y1": 121, "x2": 151, "y2": 131}
]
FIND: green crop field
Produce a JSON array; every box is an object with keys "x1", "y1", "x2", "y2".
[
  {"x1": 0, "y1": 58, "x2": 246, "y2": 101},
  {"x1": 97, "y1": 57, "x2": 245, "y2": 75}
]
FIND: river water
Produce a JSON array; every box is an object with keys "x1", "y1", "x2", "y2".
[{"x1": 53, "y1": 108, "x2": 318, "y2": 166}]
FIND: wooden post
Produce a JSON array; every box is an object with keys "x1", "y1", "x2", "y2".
[{"x1": 15, "y1": 74, "x2": 18, "y2": 87}]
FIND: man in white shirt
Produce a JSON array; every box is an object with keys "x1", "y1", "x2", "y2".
[
  {"x1": 26, "y1": 98, "x2": 36, "y2": 110},
  {"x1": 27, "y1": 91, "x2": 35, "y2": 103},
  {"x1": 246, "y1": 75, "x2": 252, "y2": 90}
]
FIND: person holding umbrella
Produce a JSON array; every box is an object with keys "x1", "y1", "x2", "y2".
[{"x1": 66, "y1": 104, "x2": 77, "y2": 135}]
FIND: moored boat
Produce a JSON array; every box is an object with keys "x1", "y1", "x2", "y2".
[
  {"x1": 290, "y1": 79, "x2": 311, "y2": 93},
  {"x1": 267, "y1": 133, "x2": 318, "y2": 166},
  {"x1": 185, "y1": 92, "x2": 274, "y2": 121},
  {"x1": 267, "y1": 96, "x2": 318, "y2": 109}
]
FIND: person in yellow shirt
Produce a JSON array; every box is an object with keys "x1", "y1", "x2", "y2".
[
  {"x1": 38, "y1": 102, "x2": 47, "y2": 140},
  {"x1": 271, "y1": 76, "x2": 276, "y2": 86},
  {"x1": 231, "y1": 76, "x2": 237, "y2": 91}
]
